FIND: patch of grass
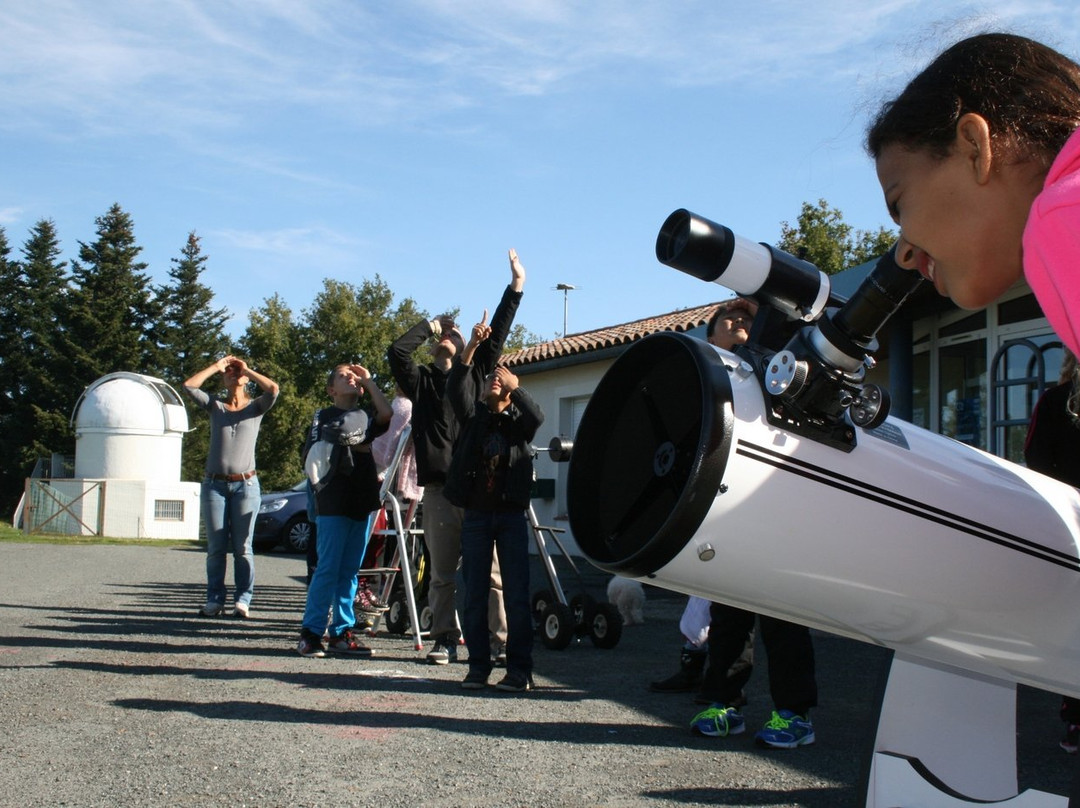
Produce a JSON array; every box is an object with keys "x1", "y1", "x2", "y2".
[{"x1": 0, "y1": 522, "x2": 201, "y2": 548}]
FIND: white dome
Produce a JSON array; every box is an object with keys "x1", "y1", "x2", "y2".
[{"x1": 74, "y1": 372, "x2": 188, "y2": 435}]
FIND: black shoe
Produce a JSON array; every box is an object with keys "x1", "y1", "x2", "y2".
[
  {"x1": 495, "y1": 671, "x2": 533, "y2": 693},
  {"x1": 650, "y1": 648, "x2": 706, "y2": 693},
  {"x1": 462, "y1": 669, "x2": 490, "y2": 690},
  {"x1": 492, "y1": 643, "x2": 507, "y2": 668}
]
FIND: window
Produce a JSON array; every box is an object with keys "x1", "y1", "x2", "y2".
[
  {"x1": 939, "y1": 339, "x2": 987, "y2": 449},
  {"x1": 556, "y1": 394, "x2": 592, "y2": 518},
  {"x1": 154, "y1": 500, "x2": 184, "y2": 521}
]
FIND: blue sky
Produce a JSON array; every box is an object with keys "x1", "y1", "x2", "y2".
[{"x1": 3, "y1": 2, "x2": 1079, "y2": 344}]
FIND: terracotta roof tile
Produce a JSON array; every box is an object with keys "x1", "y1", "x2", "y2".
[{"x1": 503, "y1": 301, "x2": 724, "y2": 368}]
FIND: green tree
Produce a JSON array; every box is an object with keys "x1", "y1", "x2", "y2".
[
  {"x1": 0, "y1": 220, "x2": 74, "y2": 514},
  {"x1": 156, "y1": 232, "x2": 232, "y2": 482},
  {"x1": 60, "y1": 204, "x2": 161, "y2": 390},
  {"x1": 505, "y1": 323, "x2": 544, "y2": 352},
  {"x1": 230, "y1": 277, "x2": 427, "y2": 492},
  {"x1": 230, "y1": 295, "x2": 308, "y2": 493},
  {"x1": 777, "y1": 199, "x2": 897, "y2": 275},
  {"x1": 0, "y1": 226, "x2": 21, "y2": 512},
  {"x1": 17, "y1": 220, "x2": 72, "y2": 465},
  {"x1": 299, "y1": 275, "x2": 426, "y2": 396}
]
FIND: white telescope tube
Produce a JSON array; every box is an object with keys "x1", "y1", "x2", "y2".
[{"x1": 566, "y1": 332, "x2": 1080, "y2": 698}]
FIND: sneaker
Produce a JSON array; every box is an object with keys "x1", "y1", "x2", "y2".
[
  {"x1": 495, "y1": 672, "x2": 532, "y2": 692},
  {"x1": 354, "y1": 579, "x2": 390, "y2": 616},
  {"x1": 198, "y1": 602, "x2": 224, "y2": 617},
  {"x1": 462, "y1": 669, "x2": 490, "y2": 690},
  {"x1": 296, "y1": 634, "x2": 326, "y2": 658},
  {"x1": 1062, "y1": 724, "x2": 1080, "y2": 754},
  {"x1": 326, "y1": 629, "x2": 373, "y2": 658},
  {"x1": 492, "y1": 643, "x2": 507, "y2": 668},
  {"x1": 426, "y1": 641, "x2": 458, "y2": 665},
  {"x1": 755, "y1": 709, "x2": 815, "y2": 749},
  {"x1": 690, "y1": 704, "x2": 745, "y2": 737},
  {"x1": 232, "y1": 602, "x2": 250, "y2": 619}
]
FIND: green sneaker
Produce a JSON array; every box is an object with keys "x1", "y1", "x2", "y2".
[
  {"x1": 754, "y1": 709, "x2": 815, "y2": 748},
  {"x1": 690, "y1": 704, "x2": 745, "y2": 737}
]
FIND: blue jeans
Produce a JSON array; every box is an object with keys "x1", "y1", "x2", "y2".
[
  {"x1": 202, "y1": 476, "x2": 260, "y2": 607},
  {"x1": 302, "y1": 514, "x2": 372, "y2": 638},
  {"x1": 460, "y1": 509, "x2": 532, "y2": 678}
]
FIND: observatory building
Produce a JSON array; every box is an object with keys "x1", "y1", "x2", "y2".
[{"x1": 35, "y1": 372, "x2": 201, "y2": 540}]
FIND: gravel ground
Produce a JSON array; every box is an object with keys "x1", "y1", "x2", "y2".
[{"x1": 0, "y1": 541, "x2": 1074, "y2": 807}]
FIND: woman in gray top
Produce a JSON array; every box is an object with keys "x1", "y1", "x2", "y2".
[{"x1": 184, "y1": 355, "x2": 279, "y2": 618}]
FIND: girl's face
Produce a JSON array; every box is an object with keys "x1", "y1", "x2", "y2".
[{"x1": 875, "y1": 138, "x2": 1027, "y2": 310}]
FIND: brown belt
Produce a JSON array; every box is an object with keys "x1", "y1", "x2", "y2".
[{"x1": 210, "y1": 470, "x2": 257, "y2": 482}]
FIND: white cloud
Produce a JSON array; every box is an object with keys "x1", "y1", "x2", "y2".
[
  {"x1": 0, "y1": 207, "x2": 23, "y2": 226},
  {"x1": 3, "y1": 0, "x2": 1077, "y2": 143},
  {"x1": 212, "y1": 224, "x2": 362, "y2": 256}
]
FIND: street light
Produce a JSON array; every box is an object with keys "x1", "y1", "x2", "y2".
[{"x1": 555, "y1": 283, "x2": 577, "y2": 336}]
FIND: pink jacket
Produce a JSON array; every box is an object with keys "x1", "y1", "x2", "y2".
[
  {"x1": 370, "y1": 396, "x2": 423, "y2": 502},
  {"x1": 1024, "y1": 127, "x2": 1080, "y2": 357}
]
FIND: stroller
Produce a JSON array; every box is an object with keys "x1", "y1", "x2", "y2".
[{"x1": 357, "y1": 425, "x2": 433, "y2": 650}]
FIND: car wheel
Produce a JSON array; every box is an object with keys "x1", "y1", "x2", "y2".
[{"x1": 284, "y1": 515, "x2": 315, "y2": 553}]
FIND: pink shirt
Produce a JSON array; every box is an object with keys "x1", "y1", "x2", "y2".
[{"x1": 1024, "y1": 127, "x2": 1080, "y2": 357}]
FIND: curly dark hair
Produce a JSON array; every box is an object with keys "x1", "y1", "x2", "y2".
[{"x1": 866, "y1": 33, "x2": 1080, "y2": 168}]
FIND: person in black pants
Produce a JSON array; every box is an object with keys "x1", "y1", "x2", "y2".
[
  {"x1": 1024, "y1": 349, "x2": 1080, "y2": 754},
  {"x1": 690, "y1": 605, "x2": 817, "y2": 748}
]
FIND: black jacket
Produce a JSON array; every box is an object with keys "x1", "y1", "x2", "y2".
[
  {"x1": 443, "y1": 359, "x2": 544, "y2": 511},
  {"x1": 387, "y1": 286, "x2": 522, "y2": 486}
]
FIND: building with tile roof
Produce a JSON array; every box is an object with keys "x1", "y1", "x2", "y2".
[{"x1": 502, "y1": 301, "x2": 723, "y2": 371}]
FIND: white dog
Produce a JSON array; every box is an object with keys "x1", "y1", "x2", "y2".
[{"x1": 606, "y1": 576, "x2": 646, "y2": 626}]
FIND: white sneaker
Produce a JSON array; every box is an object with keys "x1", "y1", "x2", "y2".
[
  {"x1": 232, "y1": 602, "x2": 250, "y2": 619},
  {"x1": 199, "y1": 602, "x2": 224, "y2": 617}
]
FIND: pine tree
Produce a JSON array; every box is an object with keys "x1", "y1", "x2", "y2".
[
  {"x1": 60, "y1": 204, "x2": 160, "y2": 390},
  {"x1": 0, "y1": 226, "x2": 21, "y2": 512},
  {"x1": 0, "y1": 221, "x2": 74, "y2": 514},
  {"x1": 18, "y1": 220, "x2": 72, "y2": 465}
]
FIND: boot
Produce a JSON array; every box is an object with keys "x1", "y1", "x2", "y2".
[{"x1": 649, "y1": 647, "x2": 707, "y2": 693}]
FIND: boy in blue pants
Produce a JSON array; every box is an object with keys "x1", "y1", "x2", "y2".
[{"x1": 297, "y1": 363, "x2": 391, "y2": 658}]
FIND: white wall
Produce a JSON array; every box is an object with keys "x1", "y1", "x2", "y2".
[{"x1": 519, "y1": 357, "x2": 616, "y2": 557}]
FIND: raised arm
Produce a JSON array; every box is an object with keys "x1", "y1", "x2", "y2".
[
  {"x1": 472, "y1": 249, "x2": 526, "y2": 375},
  {"x1": 501, "y1": 370, "x2": 544, "y2": 442},
  {"x1": 231, "y1": 356, "x2": 280, "y2": 399},
  {"x1": 352, "y1": 364, "x2": 393, "y2": 427},
  {"x1": 460, "y1": 309, "x2": 491, "y2": 368},
  {"x1": 183, "y1": 356, "x2": 230, "y2": 390}
]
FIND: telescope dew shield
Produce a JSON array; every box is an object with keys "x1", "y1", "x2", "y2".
[{"x1": 566, "y1": 333, "x2": 734, "y2": 578}]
